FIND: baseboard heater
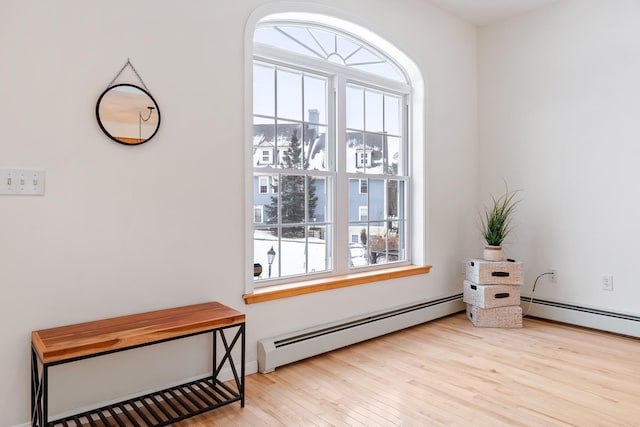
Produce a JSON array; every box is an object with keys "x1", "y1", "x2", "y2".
[
  {"x1": 258, "y1": 294, "x2": 464, "y2": 373},
  {"x1": 522, "y1": 296, "x2": 640, "y2": 338}
]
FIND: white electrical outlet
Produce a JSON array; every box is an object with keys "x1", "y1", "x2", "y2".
[
  {"x1": 549, "y1": 269, "x2": 558, "y2": 283},
  {"x1": 0, "y1": 169, "x2": 45, "y2": 195},
  {"x1": 602, "y1": 275, "x2": 613, "y2": 291}
]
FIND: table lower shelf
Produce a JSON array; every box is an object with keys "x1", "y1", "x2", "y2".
[{"x1": 49, "y1": 376, "x2": 242, "y2": 427}]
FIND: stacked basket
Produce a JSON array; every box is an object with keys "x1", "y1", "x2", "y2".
[{"x1": 463, "y1": 259, "x2": 523, "y2": 328}]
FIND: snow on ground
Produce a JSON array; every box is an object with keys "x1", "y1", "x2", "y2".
[{"x1": 254, "y1": 230, "x2": 329, "y2": 280}]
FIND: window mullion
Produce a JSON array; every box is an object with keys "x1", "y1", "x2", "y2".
[{"x1": 334, "y1": 74, "x2": 349, "y2": 272}]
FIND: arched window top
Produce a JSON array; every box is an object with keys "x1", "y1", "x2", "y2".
[{"x1": 254, "y1": 22, "x2": 407, "y2": 84}]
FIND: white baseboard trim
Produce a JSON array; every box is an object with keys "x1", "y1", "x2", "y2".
[
  {"x1": 522, "y1": 296, "x2": 640, "y2": 338},
  {"x1": 258, "y1": 294, "x2": 465, "y2": 373}
]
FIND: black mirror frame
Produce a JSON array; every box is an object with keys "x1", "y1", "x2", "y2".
[{"x1": 96, "y1": 83, "x2": 161, "y2": 146}]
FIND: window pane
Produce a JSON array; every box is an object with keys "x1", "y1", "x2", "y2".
[
  {"x1": 346, "y1": 131, "x2": 364, "y2": 173},
  {"x1": 384, "y1": 95, "x2": 401, "y2": 135},
  {"x1": 280, "y1": 226, "x2": 306, "y2": 276},
  {"x1": 369, "y1": 178, "x2": 385, "y2": 220},
  {"x1": 280, "y1": 175, "x2": 306, "y2": 224},
  {"x1": 308, "y1": 225, "x2": 330, "y2": 273},
  {"x1": 349, "y1": 178, "x2": 367, "y2": 220},
  {"x1": 369, "y1": 222, "x2": 401, "y2": 265},
  {"x1": 255, "y1": 27, "x2": 317, "y2": 59},
  {"x1": 365, "y1": 90, "x2": 383, "y2": 133},
  {"x1": 385, "y1": 136, "x2": 401, "y2": 175},
  {"x1": 280, "y1": 27, "x2": 325, "y2": 58},
  {"x1": 347, "y1": 48, "x2": 380, "y2": 65},
  {"x1": 349, "y1": 241, "x2": 369, "y2": 268},
  {"x1": 254, "y1": 228, "x2": 278, "y2": 280},
  {"x1": 387, "y1": 179, "x2": 400, "y2": 218},
  {"x1": 337, "y1": 36, "x2": 359, "y2": 59},
  {"x1": 308, "y1": 176, "x2": 326, "y2": 222},
  {"x1": 304, "y1": 75, "x2": 327, "y2": 125},
  {"x1": 346, "y1": 86, "x2": 364, "y2": 130},
  {"x1": 255, "y1": 175, "x2": 277, "y2": 224},
  {"x1": 363, "y1": 132, "x2": 383, "y2": 174},
  {"x1": 276, "y1": 122, "x2": 303, "y2": 169},
  {"x1": 306, "y1": 28, "x2": 331, "y2": 55},
  {"x1": 253, "y1": 117, "x2": 275, "y2": 168},
  {"x1": 253, "y1": 64, "x2": 275, "y2": 117},
  {"x1": 276, "y1": 69, "x2": 302, "y2": 121},
  {"x1": 261, "y1": 176, "x2": 278, "y2": 224},
  {"x1": 306, "y1": 125, "x2": 327, "y2": 171},
  {"x1": 396, "y1": 219, "x2": 406, "y2": 258},
  {"x1": 397, "y1": 180, "x2": 406, "y2": 222}
]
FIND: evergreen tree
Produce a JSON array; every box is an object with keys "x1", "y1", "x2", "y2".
[{"x1": 264, "y1": 129, "x2": 318, "y2": 238}]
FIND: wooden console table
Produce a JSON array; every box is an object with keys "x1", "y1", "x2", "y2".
[{"x1": 31, "y1": 302, "x2": 245, "y2": 427}]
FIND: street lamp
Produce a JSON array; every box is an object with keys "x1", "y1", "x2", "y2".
[
  {"x1": 267, "y1": 246, "x2": 276, "y2": 278},
  {"x1": 139, "y1": 106, "x2": 155, "y2": 142}
]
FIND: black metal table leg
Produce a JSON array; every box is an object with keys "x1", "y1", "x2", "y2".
[
  {"x1": 31, "y1": 348, "x2": 39, "y2": 427},
  {"x1": 240, "y1": 323, "x2": 245, "y2": 407},
  {"x1": 31, "y1": 347, "x2": 48, "y2": 427},
  {"x1": 212, "y1": 324, "x2": 245, "y2": 408}
]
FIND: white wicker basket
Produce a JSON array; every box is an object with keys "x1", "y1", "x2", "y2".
[
  {"x1": 463, "y1": 280, "x2": 521, "y2": 309},
  {"x1": 465, "y1": 259, "x2": 523, "y2": 285},
  {"x1": 466, "y1": 304, "x2": 523, "y2": 328}
]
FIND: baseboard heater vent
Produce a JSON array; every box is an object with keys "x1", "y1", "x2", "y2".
[
  {"x1": 522, "y1": 297, "x2": 640, "y2": 338},
  {"x1": 258, "y1": 294, "x2": 464, "y2": 373}
]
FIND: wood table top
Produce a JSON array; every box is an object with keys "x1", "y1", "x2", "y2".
[{"x1": 32, "y1": 301, "x2": 245, "y2": 364}]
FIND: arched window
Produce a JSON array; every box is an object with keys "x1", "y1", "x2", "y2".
[{"x1": 249, "y1": 11, "x2": 422, "y2": 287}]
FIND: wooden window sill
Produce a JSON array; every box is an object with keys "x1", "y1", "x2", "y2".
[{"x1": 243, "y1": 265, "x2": 431, "y2": 304}]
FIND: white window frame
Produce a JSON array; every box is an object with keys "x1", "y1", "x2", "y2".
[
  {"x1": 244, "y1": 6, "x2": 427, "y2": 295},
  {"x1": 252, "y1": 53, "x2": 409, "y2": 285}
]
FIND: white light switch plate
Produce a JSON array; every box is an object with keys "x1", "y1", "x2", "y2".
[{"x1": 0, "y1": 169, "x2": 45, "y2": 195}]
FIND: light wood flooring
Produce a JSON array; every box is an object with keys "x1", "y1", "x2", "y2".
[{"x1": 177, "y1": 313, "x2": 640, "y2": 426}]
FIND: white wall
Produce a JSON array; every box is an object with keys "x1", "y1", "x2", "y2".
[
  {"x1": 478, "y1": 0, "x2": 640, "y2": 315},
  {"x1": 0, "y1": 1, "x2": 478, "y2": 425}
]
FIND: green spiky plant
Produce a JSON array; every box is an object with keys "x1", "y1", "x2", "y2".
[{"x1": 480, "y1": 186, "x2": 521, "y2": 247}]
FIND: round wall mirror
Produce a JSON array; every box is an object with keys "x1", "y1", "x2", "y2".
[{"x1": 96, "y1": 83, "x2": 161, "y2": 145}]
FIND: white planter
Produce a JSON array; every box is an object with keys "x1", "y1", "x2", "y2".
[{"x1": 483, "y1": 245, "x2": 503, "y2": 262}]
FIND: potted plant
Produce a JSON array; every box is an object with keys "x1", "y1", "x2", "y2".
[{"x1": 480, "y1": 185, "x2": 521, "y2": 261}]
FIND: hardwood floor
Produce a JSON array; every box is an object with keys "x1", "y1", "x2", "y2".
[{"x1": 177, "y1": 313, "x2": 640, "y2": 426}]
